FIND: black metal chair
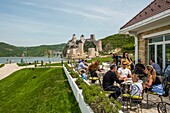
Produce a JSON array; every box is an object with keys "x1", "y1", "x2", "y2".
[
  {"x1": 157, "y1": 102, "x2": 170, "y2": 113},
  {"x1": 121, "y1": 83, "x2": 143, "y2": 112},
  {"x1": 146, "y1": 88, "x2": 164, "y2": 109}
]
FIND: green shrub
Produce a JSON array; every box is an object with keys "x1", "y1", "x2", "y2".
[
  {"x1": 64, "y1": 63, "x2": 72, "y2": 72},
  {"x1": 69, "y1": 70, "x2": 79, "y2": 78},
  {"x1": 75, "y1": 77, "x2": 84, "y2": 89},
  {"x1": 0, "y1": 64, "x2": 5, "y2": 68},
  {"x1": 81, "y1": 84, "x2": 121, "y2": 113},
  {"x1": 17, "y1": 63, "x2": 35, "y2": 66}
]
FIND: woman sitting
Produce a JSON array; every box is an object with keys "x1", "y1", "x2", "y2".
[
  {"x1": 143, "y1": 65, "x2": 164, "y2": 95},
  {"x1": 88, "y1": 60, "x2": 101, "y2": 83}
]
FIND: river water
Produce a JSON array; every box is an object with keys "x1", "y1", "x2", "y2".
[{"x1": 0, "y1": 57, "x2": 65, "y2": 64}]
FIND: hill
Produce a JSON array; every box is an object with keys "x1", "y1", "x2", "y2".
[
  {"x1": 0, "y1": 42, "x2": 66, "y2": 57},
  {"x1": 101, "y1": 34, "x2": 135, "y2": 53}
]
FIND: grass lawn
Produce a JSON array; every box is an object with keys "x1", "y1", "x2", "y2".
[
  {"x1": 45, "y1": 62, "x2": 62, "y2": 66},
  {"x1": 88, "y1": 57, "x2": 112, "y2": 64},
  {"x1": 0, "y1": 64, "x2": 5, "y2": 68},
  {"x1": 0, "y1": 68, "x2": 81, "y2": 113}
]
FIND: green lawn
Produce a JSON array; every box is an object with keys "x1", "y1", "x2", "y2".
[
  {"x1": 88, "y1": 56, "x2": 112, "y2": 64},
  {"x1": 45, "y1": 62, "x2": 62, "y2": 66},
  {"x1": 0, "y1": 64, "x2": 5, "y2": 68},
  {"x1": 0, "y1": 68, "x2": 81, "y2": 113}
]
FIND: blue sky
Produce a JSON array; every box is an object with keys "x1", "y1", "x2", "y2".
[{"x1": 0, "y1": 0, "x2": 153, "y2": 46}]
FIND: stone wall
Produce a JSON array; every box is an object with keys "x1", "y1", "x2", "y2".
[{"x1": 137, "y1": 25, "x2": 170, "y2": 65}]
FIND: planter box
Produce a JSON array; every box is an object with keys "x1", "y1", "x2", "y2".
[{"x1": 63, "y1": 65, "x2": 94, "y2": 113}]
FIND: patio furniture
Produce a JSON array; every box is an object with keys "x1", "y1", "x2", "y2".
[
  {"x1": 121, "y1": 82, "x2": 143, "y2": 112},
  {"x1": 146, "y1": 89, "x2": 164, "y2": 109},
  {"x1": 157, "y1": 102, "x2": 170, "y2": 113},
  {"x1": 104, "y1": 85, "x2": 118, "y2": 99}
]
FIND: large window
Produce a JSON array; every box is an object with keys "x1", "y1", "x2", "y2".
[{"x1": 148, "y1": 34, "x2": 170, "y2": 71}]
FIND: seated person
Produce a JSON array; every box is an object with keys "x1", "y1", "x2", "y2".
[
  {"x1": 78, "y1": 59, "x2": 82, "y2": 63},
  {"x1": 84, "y1": 60, "x2": 88, "y2": 66},
  {"x1": 78, "y1": 59, "x2": 88, "y2": 72},
  {"x1": 103, "y1": 64, "x2": 125, "y2": 99},
  {"x1": 81, "y1": 70, "x2": 87, "y2": 80},
  {"x1": 164, "y1": 65, "x2": 170, "y2": 82},
  {"x1": 130, "y1": 75, "x2": 143, "y2": 96},
  {"x1": 117, "y1": 61, "x2": 132, "y2": 79},
  {"x1": 150, "y1": 59, "x2": 161, "y2": 75},
  {"x1": 144, "y1": 65, "x2": 161, "y2": 88},
  {"x1": 134, "y1": 59, "x2": 145, "y2": 75},
  {"x1": 88, "y1": 60, "x2": 101, "y2": 83},
  {"x1": 143, "y1": 65, "x2": 164, "y2": 95}
]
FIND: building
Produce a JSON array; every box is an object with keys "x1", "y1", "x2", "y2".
[
  {"x1": 65, "y1": 34, "x2": 102, "y2": 59},
  {"x1": 119, "y1": 0, "x2": 170, "y2": 71}
]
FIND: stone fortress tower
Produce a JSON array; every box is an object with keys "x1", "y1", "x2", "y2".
[
  {"x1": 78, "y1": 41, "x2": 84, "y2": 55},
  {"x1": 65, "y1": 34, "x2": 102, "y2": 59},
  {"x1": 97, "y1": 40, "x2": 102, "y2": 52}
]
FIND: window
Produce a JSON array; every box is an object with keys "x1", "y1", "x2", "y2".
[
  {"x1": 165, "y1": 34, "x2": 170, "y2": 41},
  {"x1": 149, "y1": 45, "x2": 154, "y2": 61},
  {"x1": 149, "y1": 36, "x2": 163, "y2": 43}
]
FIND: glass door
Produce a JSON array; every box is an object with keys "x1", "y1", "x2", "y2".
[
  {"x1": 149, "y1": 45, "x2": 155, "y2": 62},
  {"x1": 157, "y1": 45, "x2": 163, "y2": 69},
  {"x1": 165, "y1": 44, "x2": 170, "y2": 67}
]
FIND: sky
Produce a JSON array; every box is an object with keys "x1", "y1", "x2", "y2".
[{"x1": 0, "y1": 0, "x2": 153, "y2": 46}]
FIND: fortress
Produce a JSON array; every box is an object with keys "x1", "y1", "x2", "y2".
[{"x1": 64, "y1": 34, "x2": 102, "y2": 59}]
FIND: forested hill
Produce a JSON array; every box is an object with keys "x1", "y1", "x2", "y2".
[
  {"x1": 101, "y1": 34, "x2": 135, "y2": 53},
  {"x1": 0, "y1": 42, "x2": 66, "y2": 57}
]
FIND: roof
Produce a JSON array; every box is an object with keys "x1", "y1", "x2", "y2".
[{"x1": 120, "y1": 0, "x2": 170, "y2": 30}]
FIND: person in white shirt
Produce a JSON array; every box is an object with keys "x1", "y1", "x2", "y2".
[
  {"x1": 130, "y1": 75, "x2": 143, "y2": 96},
  {"x1": 117, "y1": 61, "x2": 132, "y2": 79}
]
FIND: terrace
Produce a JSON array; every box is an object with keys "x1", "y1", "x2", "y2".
[{"x1": 64, "y1": 58, "x2": 170, "y2": 113}]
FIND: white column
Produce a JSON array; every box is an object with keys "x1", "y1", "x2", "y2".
[
  {"x1": 129, "y1": 32, "x2": 138, "y2": 64},
  {"x1": 135, "y1": 36, "x2": 138, "y2": 64}
]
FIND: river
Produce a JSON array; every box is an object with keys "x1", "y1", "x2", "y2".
[{"x1": 0, "y1": 57, "x2": 65, "y2": 64}]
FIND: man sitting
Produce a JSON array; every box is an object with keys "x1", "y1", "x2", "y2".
[
  {"x1": 117, "y1": 61, "x2": 132, "y2": 79},
  {"x1": 150, "y1": 59, "x2": 161, "y2": 75},
  {"x1": 134, "y1": 59, "x2": 145, "y2": 75},
  {"x1": 103, "y1": 64, "x2": 125, "y2": 99},
  {"x1": 165, "y1": 65, "x2": 170, "y2": 82}
]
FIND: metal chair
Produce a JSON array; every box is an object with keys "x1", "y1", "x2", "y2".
[
  {"x1": 146, "y1": 89, "x2": 164, "y2": 109},
  {"x1": 121, "y1": 83, "x2": 143, "y2": 113},
  {"x1": 157, "y1": 102, "x2": 170, "y2": 113}
]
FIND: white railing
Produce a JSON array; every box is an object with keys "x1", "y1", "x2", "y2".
[{"x1": 63, "y1": 65, "x2": 94, "y2": 113}]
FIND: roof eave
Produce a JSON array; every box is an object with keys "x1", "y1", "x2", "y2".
[{"x1": 119, "y1": 9, "x2": 170, "y2": 34}]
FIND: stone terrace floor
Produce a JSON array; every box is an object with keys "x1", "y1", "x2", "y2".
[{"x1": 121, "y1": 93, "x2": 170, "y2": 113}]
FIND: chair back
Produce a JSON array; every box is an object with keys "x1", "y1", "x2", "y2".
[{"x1": 130, "y1": 83, "x2": 143, "y2": 99}]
